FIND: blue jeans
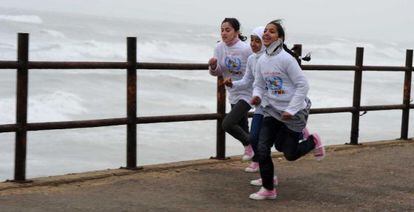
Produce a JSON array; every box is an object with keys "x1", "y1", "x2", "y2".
[{"x1": 249, "y1": 113, "x2": 263, "y2": 162}]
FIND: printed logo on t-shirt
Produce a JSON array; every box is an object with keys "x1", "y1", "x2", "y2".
[
  {"x1": 265, "y1": 76, "x2": 285, "y2": 95},
  {"x1": 224, "y1": 56, "x2": 242, "y2": 75}
]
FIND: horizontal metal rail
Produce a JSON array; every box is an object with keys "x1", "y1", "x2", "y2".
[
  {"x1": 27, "y1": 118, "x2": 128, "y2": 131},
  {"x1": 1, "y1": 104, "x2": 408, "y2": 133},
  {"x1": 136, "y1": 113, "x2": 220, "y2": 124},
  {"x1": 1, "y1": 61, "x2": 412, "y2": 72},
  {"x1": 0, "y1": 61, "x2": 208, "y2": 70},
  {"x1": 0, "y1": 124, "x2": 18, "y2": 133}
]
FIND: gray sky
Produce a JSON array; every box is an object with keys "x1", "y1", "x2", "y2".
[{"x1": 1, "y1": 0, "x2": 414, "y2": 43}]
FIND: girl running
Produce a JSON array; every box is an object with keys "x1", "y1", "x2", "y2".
[
  {"x1": 222, "y1": 26, "x2": 265, "y2": 172},
  {"x1": 208, "y1": 18, "x2": 253, "y2": 160},
  {"x1": 249, "y1": 20, "x2": 325, "y2": 200}
]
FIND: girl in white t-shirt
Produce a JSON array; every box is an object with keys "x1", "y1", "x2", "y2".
[
  {"x1": 249, "y1": 20, "x2": 325, "y2": 200},
  {"x1": 208, "y1": 18, "x2": 253, "y2": 160},
  {"x1": 222, "y1": 26, "x2": 266, "y2": 173}
]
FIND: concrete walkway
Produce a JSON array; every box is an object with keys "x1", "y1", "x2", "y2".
[{"x1": 0, "y1": 140, "x2": 413, "y2": 211}]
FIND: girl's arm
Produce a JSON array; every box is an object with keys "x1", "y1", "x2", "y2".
[
  {"x1": 209, "y1": 46, "x2": 224, "y2": 76},
  {"x1": 251, "y1": 62, "x2": 266, "y2": 104},
  {"x1": 285, "y1": 59, "x2": 309, "y2": 115},
  {"x1": 232, "y1": 56, "x2": 254, "y2": 89}
]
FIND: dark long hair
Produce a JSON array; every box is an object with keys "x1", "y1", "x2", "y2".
[
  {"x1": 268, "y1": 19, "x2": 300, "y2": 63},
  {"x1": 222, "y1": 18, "x2": 247, "y2": 41}
]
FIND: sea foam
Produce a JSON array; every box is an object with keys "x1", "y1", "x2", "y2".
[{"x1": 0, "y1": 15, "x2": 43, "y2": 24}]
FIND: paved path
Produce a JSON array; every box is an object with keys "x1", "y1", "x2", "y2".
[{"x1": 0, "y1": 140, "x2": 413, "y2": 211}]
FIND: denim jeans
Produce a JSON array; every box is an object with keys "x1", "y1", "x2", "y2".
[{"x1": 249, "y1": 113, "x2": 263, "y2": 162}]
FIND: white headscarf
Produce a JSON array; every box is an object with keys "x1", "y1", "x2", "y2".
[{"x1": 251, "y1": 26, "x2": 265, "y2": 53}]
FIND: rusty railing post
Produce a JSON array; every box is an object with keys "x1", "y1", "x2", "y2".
[
  {"x1": 213, "y1": 76, "x2": 226, "y2": 159},
  {"x1": 14, "y1": 33, "x2": 29, "y2": 181},
  {"x1": 349, "y1": 47, "x2": 364, "y2": 145},
  {"x1": 126, "y1": 37, "x2": 137, "y2": 169},
  {"x1": 400, "y1": 49, "x2": 413, "y2": 139}
]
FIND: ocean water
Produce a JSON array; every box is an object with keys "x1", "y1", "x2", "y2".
[{"x1": 0, "y1": 8, "x2": 413, "y2": 181}]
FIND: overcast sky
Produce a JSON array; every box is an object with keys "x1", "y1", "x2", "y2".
[{"x1": 1, "y1": 0, "x2": 413, "y2": 43}]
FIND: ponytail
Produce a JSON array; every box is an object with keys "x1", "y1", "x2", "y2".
[
  {"x1": 238, "y1": 34, "x2": 247, "y2": 41},
  {"x1": 283, "y1": 44, "x2": 300, "y2": 65}
]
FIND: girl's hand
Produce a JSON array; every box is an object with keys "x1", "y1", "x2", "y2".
[
  {"x1": 208, "y1": 57, "x2": 218, "y2": 70},
  {"x1": 223, "y1": 78, "x2": 233, "y2": 87},
  {"x1": 250, "y1": 96, "x2": 261, "y2": 106},
  {"x1": 281, "y1": 111, "x2": 293, "y2": 120}
]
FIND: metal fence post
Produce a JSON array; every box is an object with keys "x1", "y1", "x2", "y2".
[
  {"x1": 14, "y1": 33, "x2": 29, "y2": 181},
  {"x1": 126, "y1": 37, "x2": 137, "y2": 169},
  {"x1": 350, "y1": 47, "x2": 364, "y2": 145},
  {"x1": 400, "y1": 49, "x2": 413, "y2": 139},
  {"x1": 213, "y1": 76, "x2": 226, "y2": 159}
]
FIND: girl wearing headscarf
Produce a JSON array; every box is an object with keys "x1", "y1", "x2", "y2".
[{"x1": 223, "y1": 26, "x2": 267, "y2": 173}]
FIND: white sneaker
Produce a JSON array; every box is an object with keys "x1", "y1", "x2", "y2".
[
  {"x1": 244, "y1": 162, "x2": 259, "y2": 173},
  {"x1": 249, "y1": 187, "x2": 277, "y2": 200},
  {"x1": 312, "y1": 133, "x2": 325, "y2": 161},
  {"x1": 250, "y1": 176, "x2": 278, "y2": 186},
  {"x1": 242, "y1": 145, "x2": 254, "y2": 161}
]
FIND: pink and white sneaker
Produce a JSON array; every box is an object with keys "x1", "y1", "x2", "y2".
[
  {"x1": 250, "y1": 176, "x2": 278, "y2": 186},
  {"x1": 312, "y1": 133, "x2": 325, "y2": 161},
  {"x1": 242, "y1": 145, "x2": 254, "y2": 161},
  {"x1": 302, "y1": 127, "x2": 310, "y2": 140},
  {"x1": 249, "y1": 187, "x2": 277, "y2": 200},
  {"x1": 244, "y1": 162, "x2": 259, "y2": 173}
]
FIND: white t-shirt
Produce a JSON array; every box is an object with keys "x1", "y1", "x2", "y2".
[
  {"x1": 209, "y1": 40, "x2": 252, "y2": 104},
  {"x1": 253, "y1": 49, "x2": 309, "y2": 115},
  {"x1": 232, "y1": 51, "x2": 264, "y2": 114}
]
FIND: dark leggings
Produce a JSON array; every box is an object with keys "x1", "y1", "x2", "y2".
[
  {"x1": 222, "y1": 100, "x2": 251, "y2": 146},
  {"x1": 257, "y1": 116, "x2": 316, "y2": 190}
]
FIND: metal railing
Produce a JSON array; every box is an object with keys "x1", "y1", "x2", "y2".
[{"x1": 0, "y1": 33, "x2": 412, "y2": 182}]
